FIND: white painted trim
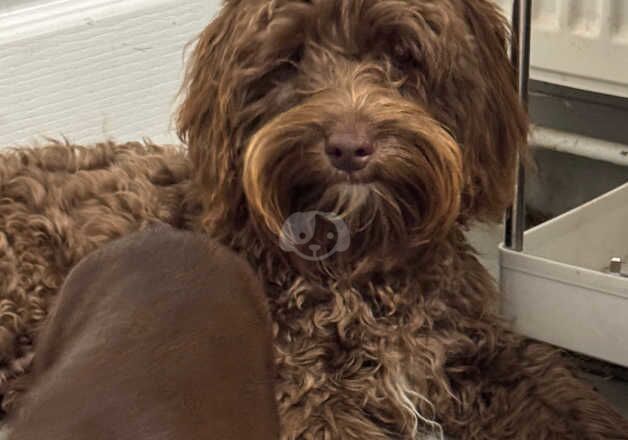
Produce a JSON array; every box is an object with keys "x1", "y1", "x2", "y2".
[
  {"x1": 531, "y1": 67, "x2": 628, "y2": 100},
  {"x1": 0, "y1": 0, "x2": 182, "y2": 42},
  {"x1": 0, "y1": 0, "x2": 49, "y2": 14}
]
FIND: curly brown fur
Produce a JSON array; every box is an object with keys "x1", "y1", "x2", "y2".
[
  {"x1": 176, "y1": 0, "x2": 628, "y2": 438},
  {"x1": 1, "y1": 0, "x2": 627, "y2": 439},
  {"x1": 0, "y1": 140, "x2": 192, "y2": 409},
  {"x1": 6, "y1": 224, "x2": 279, "y2": 440}
]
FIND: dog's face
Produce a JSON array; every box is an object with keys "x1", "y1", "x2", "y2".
[{"x1": 178, "y1": 0, "x2": 527, "y2": 267}]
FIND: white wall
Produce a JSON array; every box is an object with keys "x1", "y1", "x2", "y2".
[{"x1": 0, "y1": 0, "x2": 220, "y2": 147}]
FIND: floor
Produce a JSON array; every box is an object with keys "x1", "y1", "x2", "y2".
[
  {"x1": 586, "y1": 374, "x2": 628, "y2": 417},
  {"x1": 466, "y1": 223, "x2": 628, "y2": 418}
]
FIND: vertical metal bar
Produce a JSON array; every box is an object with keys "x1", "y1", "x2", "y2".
[{"x1": 504, "y1": 0, "x2": 531, "y2": 251}]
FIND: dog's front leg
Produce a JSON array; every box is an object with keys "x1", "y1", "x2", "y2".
[{"x1": 438, "y1": 332, "x2": 628, "y2": 439}]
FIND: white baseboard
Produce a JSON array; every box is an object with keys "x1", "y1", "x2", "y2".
[{"x1": 0, "y1": 0, "x2": 220, "y2": 147}]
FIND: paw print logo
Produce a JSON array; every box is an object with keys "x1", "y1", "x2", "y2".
[{"x1": 279, "y1": 211, "x2": 350, "y2": 261}]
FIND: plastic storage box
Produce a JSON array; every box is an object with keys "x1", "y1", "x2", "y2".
[{"x1": 500, "y1": 181, "x2": 628, "y2": 367}]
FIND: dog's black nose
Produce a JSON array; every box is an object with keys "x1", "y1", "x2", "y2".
[{"x1": 325, "y1": 132, "x2": 374, "y2": 172}]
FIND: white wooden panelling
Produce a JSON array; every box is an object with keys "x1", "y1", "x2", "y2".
[{"x1": 0, "y1": 0, "x2": 220, "y2": 147}]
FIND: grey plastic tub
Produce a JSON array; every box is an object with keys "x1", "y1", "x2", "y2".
[{"x1": 500, "y1": 182, "x2": 628, "y2": 367}]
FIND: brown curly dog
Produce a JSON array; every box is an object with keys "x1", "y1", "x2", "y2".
[
  {"x1": 1, "y1": 0, "x2": 627, "y2": 439},
  {"x1": 6, "y1": 224, "x2": 279, "y2": 440}
]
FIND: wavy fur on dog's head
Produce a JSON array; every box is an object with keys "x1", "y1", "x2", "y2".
[{"x1": 177, "y1": 0, "x2": 526, "y2": 272}]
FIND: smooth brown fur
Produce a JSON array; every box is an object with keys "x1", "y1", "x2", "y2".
[
  {"x1": 1, "y1": 0, "x2": 627, "y2": 438},
  {"x1": 6, "y1": 224, "x2": 279, "y2": 440}
]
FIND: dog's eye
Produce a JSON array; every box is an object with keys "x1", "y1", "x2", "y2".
[
  {"x1": 391, "y1": 44, "x2": 417, "y2": 69},
  {"x1": 393, "y1": 44, "x2": 409, "y2": 60},
  {"x1": 244, "y1": 54, "x2": 299, "y2": 105},
  {"x1": 284, "y1": 44, "x2": 304, "y2": 68}
]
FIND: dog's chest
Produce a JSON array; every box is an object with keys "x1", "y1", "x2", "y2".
[{"x1": 266, "y1": 278, "x2": 440, "y2": 439}]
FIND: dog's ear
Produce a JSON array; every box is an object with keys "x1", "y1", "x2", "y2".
[
  {"x1": 176, "y1": 3, "x2": 243, "y2": 233},
  {"x1": 176, "y1": 3, "x2": 268, "y2": 234},
  {"x1": 176, "y1": 2, "x2": 304, "y2": 234},
  {"x1": 451, "y1": 0, "x2": 528, "y2": 224}
]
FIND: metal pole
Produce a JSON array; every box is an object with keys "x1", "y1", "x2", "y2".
[{"x1": 504, "y1": 0, "x2": 531, "y2": 251}]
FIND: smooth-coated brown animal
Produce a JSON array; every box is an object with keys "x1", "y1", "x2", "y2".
[
  {"x1": 1, "y1": 0, "x2": 627, "y2": 439},
  {"x1": 5, "y1": 224, "x2": 279, "y2": 440}
]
